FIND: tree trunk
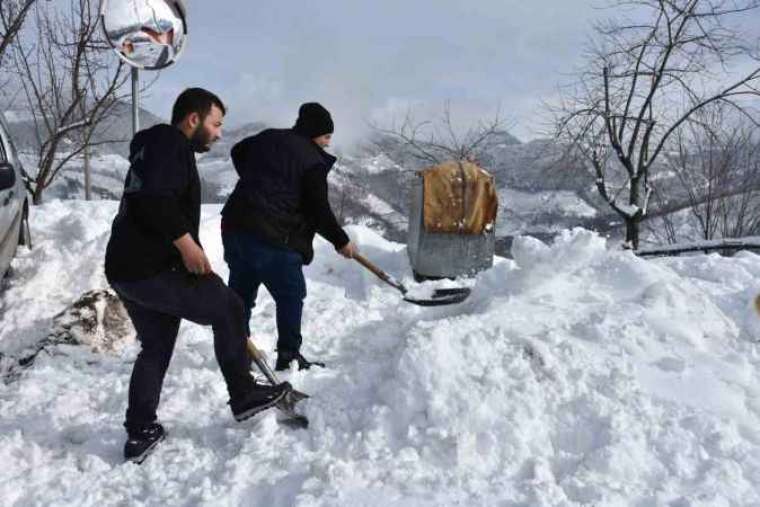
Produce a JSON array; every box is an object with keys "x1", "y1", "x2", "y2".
[
  {"x1": 625, "y1": 174, "x2": 642, "y2": 249},
  {"x1": 84, "y1": 144, "x2": 91, "y2": 200},
  {"x1": 32, "y1": 187, "x2": 44, "y2": 205},
  {"x1": 625, "y1": 217, "x2": 640, "y2": 250}
]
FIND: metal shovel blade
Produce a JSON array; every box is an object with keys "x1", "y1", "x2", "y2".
[
  {"x1": 276, "y1": 391, "x2": 310, "y2": 429},
  {"x1": 403, "y1": 287, "x2": 472, "y2": 306},
  {"x1": 353, "y1": 253, "x2": 472, "y2": 307},
  {"x1": 246, "y1": 338, "x2": 310, "y2": 429},
  {"x1": 287, "y1": 388, "x2": 310, "y2": 402}
]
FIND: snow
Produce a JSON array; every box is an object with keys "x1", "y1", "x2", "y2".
[
  {"x1": 616, "y1": 203, "x2": 641, "y2": 217},
  {"x1": 638, "y1": 236, "x2": 760, "y2": 257},
  {"x1": 403, "y1": 277, "x2": 473, "y2": 301},
  {"x1": 358, "y1": 153, "x2": 405, "y2": 175},
  {"x1": 497, "y1": 188, "x2": 598, "y2": 235},
  {"x1": 361, "y1": 194, "x2": 398, "y2": 217},
  {"x1": 2, "y1": 202, "x2": 760, "y2": 505},
  {"x1": 192, "y1": 156, "x2": 238, "y2": 196},
  {"x1": 2, "y1": 110, "x2": 35, "y2": 123},
  {"x1": 20, "y1": 152, "x2": 132, "y2": 201}
]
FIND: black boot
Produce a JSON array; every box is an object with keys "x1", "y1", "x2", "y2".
[
  {"x1": 275, "y1": 350, "x2": 326, "y2": 371},
  {"x1": 124, "y1": 422, "x2": 166, "y2": 464},
  {"x1": 229, "y1": 381, "x2": 292, "y2": 422}
]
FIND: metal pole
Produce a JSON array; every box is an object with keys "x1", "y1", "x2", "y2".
[
  {"x1": 84, "y1": 143, "x2": 91, "y2": 200},
  {"x1": 79, "y1": 92, "x2": 91, "y2": 200},
  {"x1": 131, "y1": 67, "x2": 139, "y2": 136}
]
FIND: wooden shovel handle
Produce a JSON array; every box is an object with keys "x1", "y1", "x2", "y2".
[
  {"x1": 246, "y1": 337, "x2": 279, "y2": 385},
  {"x1": 353, "y1": 253, "x2": 406, "y2": 294},
  {"x1": 246, "y1": 338, "x2": 264, "y2": 360}
]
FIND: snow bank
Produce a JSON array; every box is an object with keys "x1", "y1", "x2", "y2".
[{"x1": 1, "y1": 203, "x2": 760, "y2": 506}]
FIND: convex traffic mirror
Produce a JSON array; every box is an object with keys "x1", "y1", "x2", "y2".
[{"x1": 101, "y1": 0, "x2": 187, "y2": 70}]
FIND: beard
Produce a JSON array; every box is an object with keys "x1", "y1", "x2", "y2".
[{"x1": 189, "y1": 123, "x2": 214, "y2": 153}]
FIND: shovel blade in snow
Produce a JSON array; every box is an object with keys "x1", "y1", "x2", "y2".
[
  {"x1": 276, "y1": 390, "x2": 309, "y2": 429},
  {"x1": 288, "y1": 389, "x2": 310, "y2": 402},
  {"x1": 353, "y1": 254, "x2": 472, "y2": 307},
  {"x1": 246, "y1": 339, "x2": 310, "y2": 429},
  {"x1": 403, "y1": 287, "x2": 471, "y2": 306}
]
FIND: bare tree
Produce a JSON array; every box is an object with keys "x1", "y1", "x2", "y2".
[
  {"x1": 553, "y1": 0, "x2": 760, "y2": 249},
  {"x1": 0, "y1": 0, "x2": 36, "y2": 67},
  {"x1": 330, "y1": 168, "x2": 368, "y2": 222},
  {"x1": 372, "y1": 101, "x2": 508, "y2": 167},
  {"x1": 643, "y1": 104, "x2": 760, "y2": 243},
  {"x1": 645, "y1": 188, "x2": 680, "y2": 245},
  {"x1": 668, "y1": 106, "x2": 760, "y2": 239},
  {"x1": 10, "y1": 0, "x2": 129, "y2": 204}
]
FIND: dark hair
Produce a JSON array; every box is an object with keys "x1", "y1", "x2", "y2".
[{"x1": 171, "y1": 88, "x2": 226, "y2": 126}]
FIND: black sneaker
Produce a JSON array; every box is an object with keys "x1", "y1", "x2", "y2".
[
  {"x1": 230, "y1": 381, "x2": 292, "y2": 422},
  {"x1": 124, "y1": 423, "x2": 166, "y2": 464},
  {"x1": 275, "y1": 350, "x2": 326, "y2": 371}
]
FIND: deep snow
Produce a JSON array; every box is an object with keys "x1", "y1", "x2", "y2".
[{"x1": 1, "y1": 200, "x2": 760, "y2": 506}]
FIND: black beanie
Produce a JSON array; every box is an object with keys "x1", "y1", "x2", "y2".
[{"x1": 293, "y1": 102, "x2": 334, "y2": 138}]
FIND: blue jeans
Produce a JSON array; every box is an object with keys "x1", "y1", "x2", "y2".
[{"x1": 222, "y1": 229, "x2": 307, "y2": 353}]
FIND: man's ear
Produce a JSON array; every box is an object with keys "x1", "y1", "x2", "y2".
[{"x1": 188, "y1": 112, "x2": 201, "y2": 129}]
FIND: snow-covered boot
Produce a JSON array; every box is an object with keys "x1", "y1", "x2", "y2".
[
  {"x1": 229, "y1": 381, "x2": 292, "y2": 422},
  {"x1": 124, "y1": 422, "x2": 166, "y2": 464}
]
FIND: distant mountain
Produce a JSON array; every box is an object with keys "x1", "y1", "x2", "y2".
[
  {"x1": 3, "y1": 101, "x2": 164, "y2": 158},
  {"x1": 7, "y1": 102, "x2": 697, "y2": 250},
  {"x1": 93, "y1": 102, "x2": 165, "y2": 157},
  {"x1": 190, "y1": 121, "x2": 269, "y2": 201},
  {"x1": 190, "y1": 121, "x2": 409, "y2": 241}
]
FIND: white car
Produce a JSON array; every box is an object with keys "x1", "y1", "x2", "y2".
[{"x1": 0, "y1": 112, "x2": 31, "y2": 280}]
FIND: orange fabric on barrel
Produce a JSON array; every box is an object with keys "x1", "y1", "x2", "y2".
[{"x1": 422, "y1": 160, "x2": 498, "y2": 235}]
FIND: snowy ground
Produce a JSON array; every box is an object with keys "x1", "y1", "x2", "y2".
[{"x1": 1, "y1": 200, "x2": 760, "y2": 506}]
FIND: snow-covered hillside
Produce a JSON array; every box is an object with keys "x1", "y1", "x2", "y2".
[
  {"x1": 2, "y1": 201, "x2": 760, "y2": 506},
  {"x1": 496, "y1": 188, "x2": 598, "y2": 236},
  {"x1": 26, "y1": 152, "x2": 132, "y2": 201}
]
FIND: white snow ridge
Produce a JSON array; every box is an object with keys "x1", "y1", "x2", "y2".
[{"x1": 2, "y1": 201, "x2": 760, "y2": 506}]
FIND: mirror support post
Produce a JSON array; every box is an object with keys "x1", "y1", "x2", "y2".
[{"x1": 131, "y1": 67, "x2": 139, "y2": 136}]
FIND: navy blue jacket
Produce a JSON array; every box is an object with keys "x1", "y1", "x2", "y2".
[{"x1": 221, "y1": 128, "x2": 349, "y2": 264}]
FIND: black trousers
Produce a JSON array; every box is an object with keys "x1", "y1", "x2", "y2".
[{"x1": 111, "y1": 269, "x2": 254, "y2": 433}]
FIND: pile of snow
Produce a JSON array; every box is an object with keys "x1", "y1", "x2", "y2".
[{"x1": 1, "y1": 201, "x2": 760, "y2": 506}]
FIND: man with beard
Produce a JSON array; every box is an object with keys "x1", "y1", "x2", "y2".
[
  {"x1": 221, "y1": 102, "x2": 357, "y2": 372},
  {"x1": 105, "y1": 88, "x2": 291, "y2": 464}
]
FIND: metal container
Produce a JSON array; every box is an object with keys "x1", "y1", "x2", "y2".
[{"x1": 407, "y1": 173, "x2": 495, "y2": 279}]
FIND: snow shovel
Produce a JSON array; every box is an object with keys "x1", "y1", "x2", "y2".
[
  {"x1": 353, "y1": 253, "x2": 470, "y2": 306},
  {"x1": 246, "y1": 338, "x2": 309, "y2": 429}
]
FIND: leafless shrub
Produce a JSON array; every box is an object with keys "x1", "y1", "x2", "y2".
[{"x1": 9, "y1": 0, "x2": 131, "y2": 203}]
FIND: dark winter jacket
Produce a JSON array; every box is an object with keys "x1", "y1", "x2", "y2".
[
  {"x1": 105, "y1": 124, "x2": 201, "y2": 282},
  {"x1": 221, "y1": 128, "x2": 349, "y2": 264}
]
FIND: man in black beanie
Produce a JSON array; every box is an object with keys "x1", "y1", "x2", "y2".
[{"x1": 221, "y1": 102, "x2": 357, "y2": 371}]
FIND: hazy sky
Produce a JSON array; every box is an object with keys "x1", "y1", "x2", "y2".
[
  {"x1": 134, "y1": 0, "x2": 600, "y2": 144},
  {"x1": 138, "y1": 0, "x2": 759, "y2": 145}
]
